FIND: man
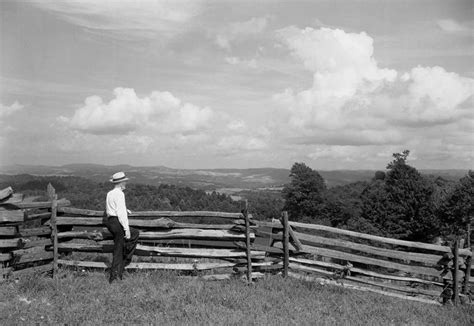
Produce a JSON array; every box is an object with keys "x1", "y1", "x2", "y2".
[{"x1": 104, "y1": 171, "x2": 139, "y2": 283}]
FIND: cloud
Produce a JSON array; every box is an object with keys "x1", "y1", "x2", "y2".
[
  {"x1": 63, "y1": 87, "x2": 213, "y2": 135},
  {"x1": 214, "y1": 118, "x2": 268, "y2": 155},
  {"x1": 437, "y1": 19, "x2": 473, "y2": 34},
  {"x1": 0, "y1": 101, "x2": 23, "y2": 119},
  {"x1": 29, "y1": 0, "x2": 203, "y2": 40},
  {"x1": 397, "y1": 66, "x2": 473, "y2": 124},
  {"x1": 271, "y1": 26, "x2": 474, "y2": 166},
  {"x1": 273, "y1": 26, "x2": 474, "y2": 134},
  {"x1": 273, "y1": 27, "x2": 398, "y2": 142},
  {"x1": 215, "y1": 16, "x2": 270, "y2": 50}
]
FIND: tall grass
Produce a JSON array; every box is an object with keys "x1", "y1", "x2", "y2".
[{"x1": 1, "y1": 269, "x2": 472, "y2": 325}]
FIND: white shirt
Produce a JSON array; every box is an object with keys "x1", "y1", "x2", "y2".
[{"x1": 106, "y1": 187, "x2": 130, "y2": 234}]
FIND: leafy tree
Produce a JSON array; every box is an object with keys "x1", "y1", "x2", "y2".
[
  {"x1": 360, "y1": 150, "x2": 439, "y2": 242},
  {"x1": 322, "y1": 181, "x2": 368, "y2": 228},
  {"x1": 282, "y1": 162, "x2": 327, "y2": 221},
  {"x1": 438, "y1": 171, "x2": 473, "y2": 239}
]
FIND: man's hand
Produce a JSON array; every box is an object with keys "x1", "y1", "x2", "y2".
[
  {"x1": 125, "y1": 229, "x2": 131, "y2": 239},
  {"x1": 127, "y1": 209, "x2": 132, "y2": 215}
]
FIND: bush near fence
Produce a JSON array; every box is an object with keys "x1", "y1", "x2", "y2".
[{"x1": 0, "y1": 185, "x2": 472, "y2": 306}]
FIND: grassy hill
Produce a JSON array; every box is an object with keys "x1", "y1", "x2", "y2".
[{"x1": 1, "y1": 270, "x2": 472, "y2": 325}]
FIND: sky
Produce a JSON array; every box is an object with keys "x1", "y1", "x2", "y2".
[{"x1": 0, "y1": 0, "x2": 473, "y2": 170}]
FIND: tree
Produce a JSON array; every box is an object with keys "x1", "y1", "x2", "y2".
[
  {"x1": 438, "y1": 171, "x2": 473, "y2": 239},
  {"x1": 282, "y1": 162, "x2": 327, "y2": 221},
  {"x1": 360, "y1": 150, "x2": 439, "y2": 242}
]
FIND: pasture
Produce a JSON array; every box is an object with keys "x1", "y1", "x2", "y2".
[{"x1": 1, "y1": 269, "x2": 473, "y2": 325}]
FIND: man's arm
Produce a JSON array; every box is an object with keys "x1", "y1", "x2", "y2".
[{"x1": 116, "y1": 191, "x2": 131, "y2": 239}]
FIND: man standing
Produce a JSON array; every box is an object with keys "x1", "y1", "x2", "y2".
[{"x1": 104, "y1": 172, "x2": 139, "y2": 283}]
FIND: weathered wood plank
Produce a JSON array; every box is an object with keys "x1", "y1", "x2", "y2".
[
  {"x1": 301, "y1": 245, "x2": 445, "y2": 279},
  {"x1": 137, "y1": 245, "x2": 265, "y2": 259},
  {"x1": 0, "y1": 238, "x2": 21, "y2": 248},
  {"x1": 288, "y1": 225, "x2": 303, "y2": 252},
  {"x1": 59, "y1": 232, "x2": 244, "y2": 249},
  {"x1": 13, "y1": 249, "x2": 54, "y2": 265},
  {"x1": 56, "y1": 241, "x2": 265, "y2": 258},
  {"x1": 180, "y1": 272, "x2": 265, "y2": 281},
  {"x1": 282, "y1": 212, "x2": 289, "y2": 278},
  {"x1": 294, "y1": 232, "x2": 444, "y2": 266},
  {"x1": 243, "y1": 205, "x2": 252, "y2": 284},
  {"x1": 139, "y1": 229, "x2": 253, "y2": 240},
  {"x1": 24, "y1": 212, "x2": 51, "y2": 221},
  {"x1": 57, "y1": 207, "x2": 244, "y2": 219},
  {"x1": 18, "y1": 226, "x2": 51, "y2": 237},
  {"x1": 0, "y1": 193, "x2": 23, "y2": 205},
  {"x1": 0, "y1": 187, "x2": 13, "y2": 201},
  {"x1": 0, "y1": 209, "x2": 24, "y2": 223},
  {"x1": 0, "y1": 226, "x2": 17, "y2": 237},
  {"x1": 289, "y1": 257, "x2": 444, "y2": 287},
  {"x1": 57, "y1": 229, "x2": 251, "y2": 241},
  {"x1": 58, "y1": 259, "x2": 237, "y2": 270},
  {"x1": 22, "y1": 238, "x2": 51, "y2": 249},
  {"x1": 6, "y1": 198, "x2": 70, "y2": 209},
  {"x1": 141, "y1": 239, "x2": 242, "y2": 249},
  {"x1": 453, "y1": 239, "x2": 460, "y2": 305},
  {"x1": 288, "y1": 272, "x2": 441, "y2": 305},
  {"x1": 290, "y1": 263, "x2": 441, "y2": 297},
  {"x1": 290, "y1": 221, "x2": 472, "y2": 257},
  {"x1": 56, "y1": 216, "x2": 237, "y2": 230},
  {"x1": 12, "y1": 263, "x2": 53, "y2": 278}
]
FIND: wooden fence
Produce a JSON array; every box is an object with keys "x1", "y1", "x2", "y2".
[
  {"x1": 0, "y1": 185, "x2": 472, "y2": 305},
  {"x1": 0, "y1": 185, "x2": 288, "y2": 282},
  {"x1": 287, "y1": 221, "x2": 473, "y2": 305},
  {"x1": 0, "y1": 185, "x2": 70, "y2": 279}
]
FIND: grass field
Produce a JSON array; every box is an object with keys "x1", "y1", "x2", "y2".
[{"x1": 1, "y1": 269, "x2": 473, "y2": 325}]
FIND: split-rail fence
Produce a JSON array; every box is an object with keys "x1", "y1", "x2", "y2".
[{"x1": 0, "y1": 185, "x2": 472, "y2": 306}]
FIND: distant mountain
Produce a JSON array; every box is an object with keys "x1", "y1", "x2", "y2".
[{"x1": 0, "y1": 164, "x2": 469, "y2": 190}]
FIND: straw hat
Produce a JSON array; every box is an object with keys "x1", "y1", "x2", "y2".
[{"x1": 110, "y1": 171, "x2": 130, "y2": 183}]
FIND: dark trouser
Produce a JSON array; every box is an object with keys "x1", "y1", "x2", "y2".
[{"x1": 104, "y1": 216, "x2": 139, "y2": 281}]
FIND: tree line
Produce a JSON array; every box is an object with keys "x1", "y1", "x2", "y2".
[{"x1": 283, "y1": 150, "x2": 472, "y2": 243}]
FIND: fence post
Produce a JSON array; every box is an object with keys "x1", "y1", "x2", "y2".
[
  {"x1": 47, "y1": 184, "x2": 58, "y2": 278},
  {"x1": 453, "y1": 238, "x2": 460, "y2": 305},
  {"x1": 463, "y1": 221, "x2": 472, "y2": 297},
  {"x1": 243, "y1": 200, "x2": 252, "y2": 284},
  {"x1": 282, "y1": 211, "x2": 289, "y2": 278}
]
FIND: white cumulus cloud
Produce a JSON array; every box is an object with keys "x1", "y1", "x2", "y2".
[
  {"x1": 63, "y1": 88, "x2": 213, "y2": 135},
  {"x1": 273, "y1": 26, "x2": 474, "y2": 142},
  {"x1": 271, "y1": 26, "x2": 474, "y2": 166}
]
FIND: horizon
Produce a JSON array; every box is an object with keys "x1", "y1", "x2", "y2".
[
  {"x1": 0, "y1": 162, "x2": 471, "y2": 173},
  {"x1": 1, "y1": 1, "x2": 473, "y2": 170}
]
